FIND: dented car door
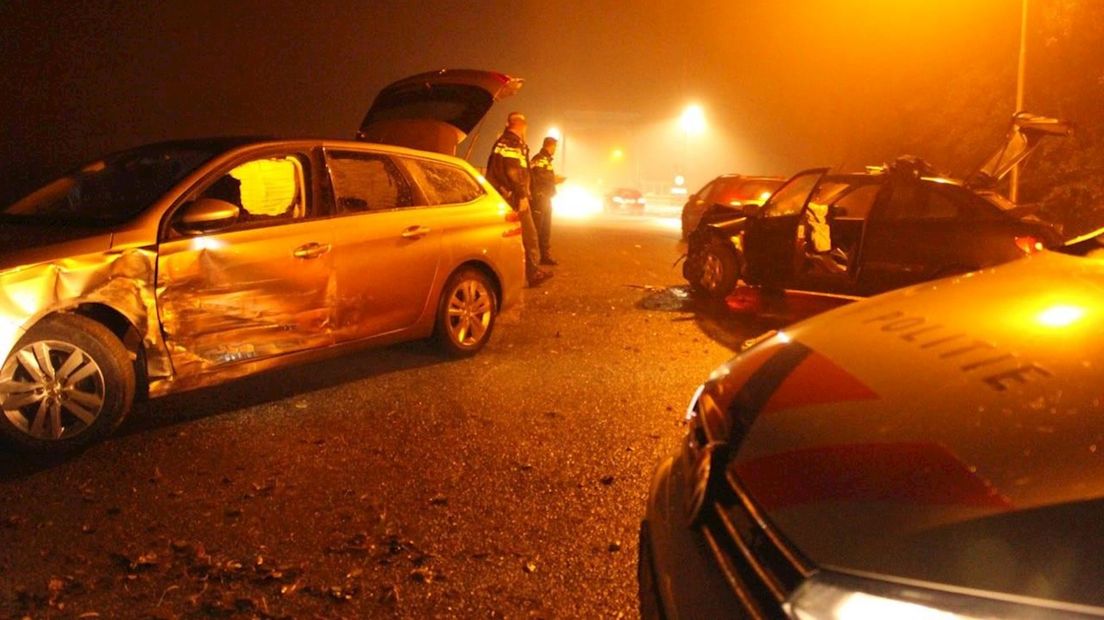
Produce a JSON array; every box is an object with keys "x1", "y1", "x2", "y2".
[{"x1": 155, "y1": 151, "x2": 336, "y2": 378}]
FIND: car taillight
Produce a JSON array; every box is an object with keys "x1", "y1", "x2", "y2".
[
  {"x1": 1014, "y1": 235, "x2": 1045, "y2": 254},
  {"x1": 503, "y1": 210, "x2": 522, "y2": 237}
]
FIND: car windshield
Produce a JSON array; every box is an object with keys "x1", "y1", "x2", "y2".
[
  {"x1": 1, "y1": 144, "x2": 221, "y2": 225},
  {"x1": 715, "y1": 179, "x2": 781, "y2": 205}
]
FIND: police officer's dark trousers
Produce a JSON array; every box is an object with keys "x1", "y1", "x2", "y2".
[{"x1": 531, "y1": 194, "x2": 553, "y2": 261}]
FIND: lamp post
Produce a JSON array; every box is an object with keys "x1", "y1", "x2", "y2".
[{"x1": 1010, "y1": 0, "x2": 1028, "y2": 203}]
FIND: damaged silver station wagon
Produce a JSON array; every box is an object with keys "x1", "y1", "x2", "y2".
[{"x1": 0, "y1": 69, "x2": 526, "y2": 453}]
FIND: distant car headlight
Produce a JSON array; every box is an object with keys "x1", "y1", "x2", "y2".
[{"x1": 786, "y1": 571, "x2": 1051, "y2": 620}]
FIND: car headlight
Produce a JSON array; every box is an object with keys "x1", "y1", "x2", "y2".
[{"x1": 786, "y1": 571, "x2": 1059, "y2": 620}]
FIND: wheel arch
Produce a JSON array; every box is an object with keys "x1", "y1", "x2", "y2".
[
  {"x1": 450, "y1": 259, "x2": 503, "y2": 304},
  {"x1": 32, "y1": 303, "x2": 149, "y2": 399}
]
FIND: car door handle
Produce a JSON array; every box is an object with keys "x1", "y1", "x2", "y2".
[
  {"x1": 293, "y1": 242, "x2": 332, "y2": 259},
  {"x1": 401, "y1": 225, "x2": 431, "y2": 240}
]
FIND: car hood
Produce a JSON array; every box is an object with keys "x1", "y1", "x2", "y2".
[
  {"x1": 0, "y1": 222, "x2": 113, "y2": 270},
  {"x1": 356, "y1": 69, "x2": 523, "y2": 157},
  {"x1": 703, "y1": 251, "x2": 1104, "y2": 606},
  {"x1": 967, "y1": 112, "x2": 1072, "y2": 190}
]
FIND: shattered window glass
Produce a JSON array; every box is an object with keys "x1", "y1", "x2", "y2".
[
  {"x1": 400, "y1": 158, "x2": 484, "y2": 206},
  {"x1": 326, "y1": 151, "x2": 414, "y2": 212}
]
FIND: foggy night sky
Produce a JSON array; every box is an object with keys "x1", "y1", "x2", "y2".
[{"x1": 0, "y1": 0, "x2": 1023, "y2": 196}]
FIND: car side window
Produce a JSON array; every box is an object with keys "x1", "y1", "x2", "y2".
[
  {"x1": 695, "y1": 180, "x2": 715, "y2": 203},
  {"x1": 831, "y1": 184, "x2": 880, "y2": 219},
  {"x1": 761, "y1": 171, "x2": 822, "y2": 218},
  {"x1": 325, "y1": 150, "x2": 415, "y2": 213},
  {"x1": 874, "y1": 181, "x2": 925, "y2": 221},
  {"x1": 875, "y1": 182, "x2": 964, "y2": 221},
  {"x1": 937, "y1": 185, "x2": 1003, "y2": 220},
  {"x1": 198, "y1": 155, "x2": 308, "y2": 226},
  {"x1": 708, "y1": 179, "x2": 738, "y2": 204},
  {"x1": 924, "y1": 189, "x2": 960, "y2": 219},
  {"x1": 398, "y1": 157, "x2": 485, "y2": 206}
]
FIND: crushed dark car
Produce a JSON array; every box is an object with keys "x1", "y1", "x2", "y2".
[
  {"x1": 683, "y1": 113, "x2": 1077, "y2": 298},
  {"x1": 681, "y1": 174, "x2": 784, "y2": 239}
]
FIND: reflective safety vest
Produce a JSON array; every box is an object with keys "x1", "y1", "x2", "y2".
[
  {"x1": 486, "y1": 130, "x2": 530, "y2": 208},
  {"x1": 530, "y1": 149, "x2": 557, "y2": 199}
]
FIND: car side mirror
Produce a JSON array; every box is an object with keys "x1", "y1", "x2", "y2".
[
  {"x1": 173, "y1": 198, "x2": 241, "y2": 235},
  {"x1": 828, "y1": 205, "x2": 847, "y2": 218},
  {"x1": 741, "y1": 203, "x2": 759, "y2": 217}
]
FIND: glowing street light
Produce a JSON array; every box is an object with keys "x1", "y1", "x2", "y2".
[
  {"x1": 679, "y1": 104, "x2": 707, "y2": 136},
  {"x1": 545, "y1": 126, "x2": 563, "y2": 142},
  {"x1": 611, "y1": 147, "x2": 625, "y2": 161}
]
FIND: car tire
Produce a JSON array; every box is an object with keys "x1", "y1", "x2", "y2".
[
  {"x1": 434, "y1": 268, "x2": 499, "y2": 357},
  {"x1": 0, "y1": 314, "x2": 135, "y2": 454},
  {"x1": 691, "y1": 237, "x2": 740, "y2": 299}
]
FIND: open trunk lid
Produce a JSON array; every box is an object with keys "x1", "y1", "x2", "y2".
[{"x1": 356, "y1": 69, "x2": 523, "y2": 157}]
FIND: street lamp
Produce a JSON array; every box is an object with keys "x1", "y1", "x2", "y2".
[
  {"x1": 1011, "y1": 0, "x2": 1028, "y2": 203},
  {"x1": 679, "y1": 104, "x2": 707, "y2": 136},
  {"x1": 678, "y1": 104, "x2": 707, "y2": 193}
]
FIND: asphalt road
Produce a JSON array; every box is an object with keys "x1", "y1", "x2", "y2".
[{"x1": 0, "y1": 214, "x2": 841, "y2": 619}]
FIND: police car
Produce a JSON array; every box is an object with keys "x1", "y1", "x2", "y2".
[{"x1": 642, "y1": 236, "x2": 1104, "y2": 619}]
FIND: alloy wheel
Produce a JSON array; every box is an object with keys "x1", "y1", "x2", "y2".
[
  {"x1": 0, "y1": 340, "x2": 106, "y2": 441},
  {"x1": 446, "y1": 279, "x2": 494, "y2": 348}
]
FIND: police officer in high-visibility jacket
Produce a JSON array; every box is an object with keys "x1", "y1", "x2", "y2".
[
  {"x1": 529, "y1": 136, "x2": 564, "y2": 266},
  {"x1": 486, "y1": 112, "x2": 551, "y2": 286}
]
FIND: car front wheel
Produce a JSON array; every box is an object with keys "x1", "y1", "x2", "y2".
[
  {"x1": 692, "y1": 238, "x2": 741, "y2": 298},
  {"x1": 0, "y1": 314, "x2": 135, "y2": 453},
  {"x1": 435, "y1": 268, "x2": 498, "y2": 357}
]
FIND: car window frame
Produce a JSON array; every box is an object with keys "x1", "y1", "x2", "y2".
[
  {"x1": 871, "y1": 180, "x2": 979, "y2": 223},
  {"x1": 825, "y1": 180, "x2": 882, "y2": 220},
  {"x1": 322, "y1": 147, "x2": 428, "y2": 217},
  {"x1": 759, "y1": 168, "x2": 829, "y2": 219},
  {"x1": 693, "y1": 179, "x2": 716, "y2": 203},
  {"x1": 395, "y1": 155, "x2": 487, "y2": 207},
  {"x1": 160, "y1": 146, "x2": 318, "y2": 242},
  {"x1": 931, "y1": 183, "x2": 1005, "y2": 221}
]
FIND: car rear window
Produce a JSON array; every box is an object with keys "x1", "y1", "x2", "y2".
[{"x1": 399, "y1": 158, "x2": 485, "y2": 206}]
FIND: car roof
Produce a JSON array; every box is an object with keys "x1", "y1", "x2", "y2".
[
  {"x1": 166, "y1": 136, "x2": 482, "y2": 171},
  {"x1": 715, "y1": 174, "x2": 784, "y2": 183}
]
